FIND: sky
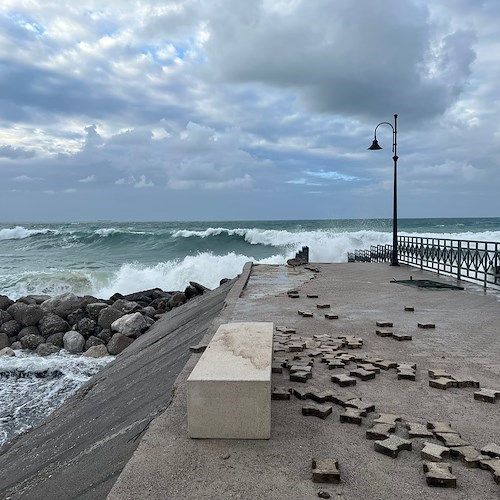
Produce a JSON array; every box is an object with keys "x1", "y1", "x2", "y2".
[{"x1": 0, "y1": 0, "x2": 499, "y2": 221}]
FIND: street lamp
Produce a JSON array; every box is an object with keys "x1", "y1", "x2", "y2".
[{"x1": 368, "y1": 113, "x2": 399, "y2": 266}]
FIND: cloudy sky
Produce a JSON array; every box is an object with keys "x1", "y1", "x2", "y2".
[{"x1": 0, "y1": 0, "x2": 499, "y2": 221}]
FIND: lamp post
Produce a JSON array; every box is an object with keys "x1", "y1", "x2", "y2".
[{"x1": 368, "y1": 113, "x2": 399, "y2": 266}]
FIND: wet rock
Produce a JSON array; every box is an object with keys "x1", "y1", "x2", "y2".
[
  {"x1": 184, "y1": 285, "x2": 198, "y2": 300},
  {"x1": 83, "y1": 344, "x2": 109, "y2": 358},
  {"x1": 98, "y1": 306, "x2": 127, "y2": 330},
  {"x1": 150, "y1": 298, "x2": 168, "y2": 313},
  {"x1": 86, "y1": 303, "x2": 109, "y2": 322},
  {"x1": 108, "y1": 292, "x2": 124, "y2": 302},
  {"x1": 168, "y1": 292, "x2": 186, "y2": 309},
  {"x1": 36, "y1": 343, "x2": 61, "y2": 356},
  {"x1": 145, "y1": 316, "x2": 155, "y2": 328},
  {"x1": 67, "y1": 309, "x2": 86, "y2": 326},
  {"x1": 38, "y1": 313, "x2": 70, "y2": 337},
  {"x1": 97, "y1": 329, "x2": 112, "y2": 344},
  {"x1": 0, "y1": 332, "x2": 11, "y2": 349},
  {"x1": 0, "y1": 346, "x2": 15, "y2": 357},
  {"x1": 0, "y1": 320, "x2": 22, "y2": 337},
  {"x1": 7, "y1": 302, "x2": 44, "y2": 326},
  {"x1": 84, "y1": 335, "x2": 105, "y2": 351},
  {"x1": 63, "y1": 331, "x2": 85, "y2": 354},
  {"x1": 21, "y1": 333, "x2": 46, "y2": 350},
  {"x1": 10, "y1": 341, "x2": 22, "y2": 350},
  {"x1": 220, "y1": 278, "x2": 230, "y2": 285},
  {"x1": 111, "y1": 299, "x2": 142, "y2": 314},
  {"x1": 25, "y1": 294, "x2": 51, "y2": 305},
  {"x1": 76, "y1": 317, "x2": 97, "y2": 337},
  {"x1": 41, "y1": 292, "x2": 84, "y2": 318},
  {"x1": 142, "y1": 306, "x2": 156, "y2": 317},
  {"x1": 111, "y1": 312, "x2": 147, "y2": 338},
  {"x1": 0, "y1": 309, "x2": 13, "y2": 327},
  {"x1": 16, "y1": 296, "x2": 37, "y2": 305},
  {"x1": 0, "y1": 295, "x2": 14, "y2": 310},
  {"x1": 18, "y1": 325, "x2": 41, "y2": 339},
  {"x1": 190, "y1": 281, "x2": 210, "y2": 294},
  {"x1": 46, "y1": 332, "x2": 65, "y2": 348},
  {"x1": 107, "y1": 332, "x2": 134, "y2": 355},
  {"x1": 81, "y1": 295, "x2": 100, "y2": 308}
]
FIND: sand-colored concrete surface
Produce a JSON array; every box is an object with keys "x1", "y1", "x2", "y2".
[{"x1": 108, "y1": 263, "x2": 500, "y2": 500}]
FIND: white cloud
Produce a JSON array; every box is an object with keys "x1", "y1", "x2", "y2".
[
  {"x1": 13, "y1": 175, "x2": 43, "y2": 182},
  {"x1": 78, "y1": 174, "x2": 96, "y2": 183}
]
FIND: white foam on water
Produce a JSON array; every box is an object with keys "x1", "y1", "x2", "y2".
[{"x1": 0, "y1": 226, "x2": 56, "y2": 241}]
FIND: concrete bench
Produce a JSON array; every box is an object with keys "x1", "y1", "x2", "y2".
[{"x1": 187, "y1": 322, "x2": 273, "y2": 439}]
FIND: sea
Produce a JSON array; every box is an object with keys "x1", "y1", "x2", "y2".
[{"x1": 1, "y1": 217, "x2": 500, "y2": 447}]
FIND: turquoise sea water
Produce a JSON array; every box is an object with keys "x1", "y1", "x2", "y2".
[{"x1": 1, "y1": 218, "x2": 499, "y2": 299}]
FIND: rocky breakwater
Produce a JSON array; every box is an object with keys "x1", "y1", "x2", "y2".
[{"x1": 0, "y1": 282, "x2": 210, "y2": 358}]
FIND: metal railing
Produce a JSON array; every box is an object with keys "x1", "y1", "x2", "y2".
[{"x1": 348, "y1": 237, "x2": 500, "y2": 289}]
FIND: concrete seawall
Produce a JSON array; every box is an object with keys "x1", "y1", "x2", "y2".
[{"x1": 0, "y1": 275, "x2": 244, "y2": 500}]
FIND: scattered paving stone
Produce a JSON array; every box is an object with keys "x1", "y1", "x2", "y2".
[
  {"x1": 421, "y1": 442, "x2": 450, "y2": 461},
  {"x1": 189, "y1": 344, "x2": 208, "y2": 353},
  {"x1": 451, "y1": 446, "x2": 487, "y2": 468},
  {"x1": 397, "y1": 368, "x2": 416, "y2": 381},
  {"x1": 429, "y1": 377, "x2": 457, "y2": 390},
  {"x1": 308, "y1": 349, "x2": 324, "y2": 358},
  {"x1": 373, "y1": 414, "x2": 401, "y2": 425},
  {"x1": 452, "y1": 377, "x2": 480, "y2": 388},
  {"x1": 292, "y1": 387, "x2": 311, "y2": 400},
  {"x1": 298, "y1": 310, "x2": 314, "y2": 318},
  {"x1": 345, "y1": 398, "x2": 375, "y2": 413},
  {"x1": 357, "y1": 363, "x2": 381, "y2": 374},
  {"x1": 314, "y1": 334, "x2": 331, "y2": 341},
  {"x1": 373, "y1": 359, "x2": 397, "y2": 370},
  {"x1": 376, "y1": 321, "x2": 393, "y2": 327},
  {"x1": 290, "y1": 365, "x2": 312, "y2": 375},
  {"x1": 302, "y1": 403, "x2": 333, "y2": 419},
  {"x1": 346, "y1": 340, "x2": 363, "y2": 349},
  {"x1": 271, "y1": 387, "x2": 291, "y2": 400},
  {"x1": 427, "y1": 421, "x2": 459, "y2": 434},
  {"x1": 307, "y1": 389, "x2": 331, "y2": 404},
  {"x1": 290, "y1": 371, "x2": 310, "y2": 383},
  {"x1": 324, "y1": 313, "x2": 339, "y2": 320},
  {"x1": 474, "y1": 388, "x2": 500, "y2": 403},
  {"x1": 327, "y1": 361, "x2": 346, "y2": 371},
  {"x1": 406, "y1": 422, "x2": 434, "y2": 439},
  {"x1": 331, "y1": 374, "x2": 357, "y2": 387},
  {"x1": 316, "y1": 303, "x2": 331, "y2": 309},
  {"x1": 288, "y1": 342, "x2": 305, "y2": 353},
  {"x1": 374, "y1": 435, "x2": 412, "y2": 458},
  {"x1": 398, "y1": 362, "x2": 417, "y2": 370},
  {"x1": 329, "y1": 392, "x2": 358, "y2": 407},
  {"x1": 317, "y1": 489, "x2": 331, "y2": 498},
  {"x1": 311, "y1": 458, "x2": 340, "y2": 483},
  {"x1": 423, "y1": 462, "x2": 457, "y2": 488},
  {"x1": 481, "y1": 443, "x2": 500, "y2": 458},
  {"x1": 404, "y1": 306, "x2": 414, "y2": 311},
  {"x1": 350, "y1": 368, "x2": 376, "y2": 381},
  {"x1": 479, "y1": 458, "x2": 500, "y2": 484},
  {"x1": 307, "y1": 294, "x2": 319, "y2": 299},
  {"x1": 376, "y1": 329, "x2": 393, "y2": 337},
  {"x1": 291, "y1": 357, "x2": 314, "y2": 366},
  {"x1": 340, "y1": 408, "x2": 364, "y2": 425},
  {"x1": 276, "y1": 326, "x2": 297, "y2": 335},
  {"x1": 336, "y1": 354, "x2": 355, "y2": 365},
  {"x1": 418, "y1": 322, "x2": 435, "y2": 329},
  {"x1": 288, "y1": 292, "x2": 300, "y2": 299},
  {"x1": 428, "y1": 368, "x2": 452, "y2": 379},
  {"x1": 393, "y1": 332, "x2": 413, "y2": 341},
  {"x1": 306, "y1": 340, "x2": 322, "y2": 349},
  {"x1": 272, "y1": 362, "x2": 283, "y2": 373},
  {"x1": 435, "y1": 433, "x2": 469, "y2": 448},
  {"x1": 366, "y1": 423, "x2": 395, "y2": 440}
]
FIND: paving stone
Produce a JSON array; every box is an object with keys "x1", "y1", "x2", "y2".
[
  {"x1": 397, "y1": 368, "x2": 416, "y2": 381},
  {"x1": 374, "y1": 435, "x2": 412, "y2": 458},
  {"x1": 421, "y1": 442, "x2": 450, "y2": 461},
  {"x1": 366, "y1": 423, "x2": 395, "y2": 440},
  {"x1": 321, "y1": 354, "x2": 339, "y2": 363},
  {"x1": 314, "y1": 334, "x2": 331, "y2": 340},
  {"x1": 292, "y1": 387, "x2": 311, "y2": 400},
  {"x1": 406, "y1": 422, "x2": 434, "y2": 439},
  {"x1": 479, "y1": 458, "x2": 500, "y2": 484},
  {"x1": 306, "y1": 340, "x2": 322, "y2": 349},
  {"x1": 290, "y1": 371, "x2": 310, "y2": 383},
  {"x1": 271, "y1": 387, "x2": 291, "y2": 400},
  {"x1": 302, "y1": 403, "x2": 333, "y2": 419},
  {"x1": 404, "y1": 306, "x2": 414, "y2": 311},
  {"x1": 189, "y1": 344, "x2": 208, "y2": 353},
  {"x1": 373, "y1": 359, "x2": 398, "y2": 370},
  {"x1": 427, "y1": 421, "x2": 459, "y2": 434},
  {"x1": 308, "y1": 389, "x2": 331, "y2": 404},
  {"x1": 317, "y1": 488, "x2": 331, "y2": 498},
  {"x1": 290, "y1": 365, "x2": 312, "y2": 375},
  {"x1": 307, "y1": 293, "x2": 319, "y2": 299},
  {"x1": 429, "y1": 377, "x2": 456, "y2": 390},
  {"x1": 328, "y1": 360, "x2": 346, "y2": 370},
  {"x1": 435, "y1": 433, "x2": 469, "y2": 448},
  {"x1": 481, "y1": 443, "x2": 500, "y2": 458},
  {"x1": 311, "y1": 458, "x2": 340, "y2": 483},
  {"x1": 324, "y1": 313, "x2": 339, "y2": 320},
  {"x1": 349, "y1": 368, "x2": 376, "y2": 381},
  {"x1": 423, "y1": 462, "x2": 456, "y2": 488},
  {"x1": 345, "y1": 398, "x2": 375, "y2": 413},
  {"x1": 307, "y1": 349, "x2": 323, "y2": 358},
  {"x1": 288, "y1": 342, "x2": 305, "y2": 353},
  {"x1": 272, "y1": 362, "x2": 283, "y2": 373},
  {"x1": 276, "y1": 326, "x2": 297, "y2": 334},
  {"x1": 428, "y1": 368, "x2": 452, "y2": 379},
  {"x1": 373, "y1": 414, "x2": 401, "y2": 425},
  {"x1": 398, "y1": 362, "x2": 417, "y2": 370},
  {"x1": 331, "y1": 374, "x2": 357, "y2": 387},
  {"x1": 357, "y1": 363, "x2": 381, "y2": 374},
  {"x1": 328, "y1": 392, "x2": 358, "y2": 407},
  {"x1": 298, "y1": 310, "x2": 314, "y2": 318},
  {"x1": 346, "y1": 340, "x2": 363, "y2": 349},
  {"x1": 452, "y1": 377, "x2": 480, "y2": 388},
  {"x1": 474, "y1": 388, "x2": 500, "y2": 403},
  {"x1": 340, "y1": 408, "x2": 364, "y2": 425},
  {"x1": 316, "y1": 303, "x2": 331, "y2": 309},
  {"x1": 450, "y1": 446, "x2": 487, "y2": 468},
  {"x1": 418, "y1": 322, "x2": 436, "y2": 329},
  {"x1": 376, "y1": 321, "x2": 393, "y2": 327},
  {"x1": 291, "y1": 357, "x2": 314, "y2": 366},
  {"x1": 287, "y1": 292, "x2": 300, "y2": 298},
  {"x1": 392, "y1": 333, "x2": 413, "y2": 341},
  {"x1": 376, "y1": 329, "x2": 393, "y2": 337}
]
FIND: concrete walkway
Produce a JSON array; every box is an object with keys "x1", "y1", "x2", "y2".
[{"x1": 108, "y1": 263, "x2": 500, "y2": 500}]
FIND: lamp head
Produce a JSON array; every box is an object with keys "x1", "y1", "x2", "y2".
[{"x1": 368, "y1": 138, "x2": 382, "y2": 150}]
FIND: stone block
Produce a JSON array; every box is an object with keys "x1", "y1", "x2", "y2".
[
  {"x1": 428, "y1": 368, "x2": 451, "y2": 379},
  {"x1": 311, "y1": 458, "x2": 340, "y2": 483},
  {"x1": 288, "y1": 292, "x2": 300, "y2": 299},
  {"x1": 406, "y1": 422, "x2": 434, "y2": 439},
  {"x1": 357, "y1": 363, "x2": 380, "y2": 374},
  {"x1": 349, "y1": 368, "x2": 376, "y2": 381},
  {"x1": 189, "y1": 344, "x2": 207, "y2": 353},
  {"x1": 302, "y1": 403, "x2": 333, "y2": 419},
  {"x1": 479, "y1": 458, "x2": 500, "y2": 484},
  {"x1": 393, "y1": 333, "x2": 412, "y2": 341},
  {"x1": 397, "y1": 369, "x2": 416, "y2": 381},
  {"x1": 272, "y1": 362, "x2": 283, "y2": 374},
  {"x1": 450, "y1": 446, "x2": 487, "y2": 468},
  {"x1": 474, "y1": 388, "x2": 500, "y2": 403},
  {"x1": 398, "y1": 362, "x2": 417, "y2": 370},
  {"x1": 276, "y1": 326, "x2": 296, "y2": 334},
  {"x1": 340, "y1": 408, "x2": 363, "y2": 425},
  {"x1": 427, "y1": 421, "x2": 459, "y2": 434},
  {"x1": 271, "y1": 387, "x2": 290, "y2": 400},
  {"x1": 418, "y1": 322, "x2": 435, "y2": 329},
  {"x1": 421, "y1": 442, "x2": 450, "y2": 461},
  {"x1": 331, "y1": 374, "x2": 356, "y2": 387},
  {"x1": 435, "y1": 433, "x2": 469, "y2": 448},
  {"x1": 374, "y1": 435, "x2": 412, "y2": 458},
  {"x1": 429, "y1": 378, "x2": 456, "y2": 390},
  {"x1": 291, "y1": 387, "x2": 310, "y2": 400},
  {"x1": 423, "y1": 462, "x2": 456, "y2": 488},
  {"x1": 376, "y1": 329, "x2": 393, "y2": 337},
  {"x1": 329, "y1": 392, "x2": 358, "y2": 407},
  {"x1": 452, "y1": 377, "x2": 480, "y2": 388},
  {"x1": 290, "y1": 365, "x2": 312, "y2": 375},
  {"x1": 324, "y1": 313, "x2": 339, "y2": 320},
  {"x1": 373, "y1": 359, "x2": 397, "y2": 370},
  {"x1": 346, "y1": 340, "x2": 363, "y2": 349},
  {"x1": 366, "y1": 423, "x2": 395, "y2": 440},
  {"x1": 307, "y1": 294, "x2": 319, "y2": 299},
  {"x1": 316, "y1": 303, "x2": 330, "y2": 309},
  {"x1": 373, "y1": 414, "x2": 401, "y2": 425},
  {"x1": 187, "y1": 322, "x2": 273, "y2": 439},
  {"x1": 376, "y1": 321, "x2": 393, "y2": 327},
  {"x1": 404, "y1": 306, "x2": 414, "y2": 311},
  {"x1": 290, "y1": 371, "x2": 310, "y2": 383},
  {"x1": 345, "y1": 398, "x2": 375, "y2": 413},
  {"x1": 481, "y1": 443, "x2": 500, "y2": 458},
  {"x1": 298, "y1": 310, "x2": 314, "y2": 317},
  {"x1": 328, "y1": 360, "x2": 346, "y2": 370}
]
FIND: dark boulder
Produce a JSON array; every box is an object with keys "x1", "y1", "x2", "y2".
[
  {"x1": 142, "y1": 306, "x2": 156, "y2": 317},
  {"x1": 167, "y1": 292, "x2": 186, "y2": 309},
  {"x1": 190, "y1": 281, "x2": 211, "y2": 294},
  {"x1": 10, "y1": 341, "x2": 22, "y2": 350},
  {"x1": 98, "y1": 306, "x2": 127, "y2": 330},
  {"x1": 25, "y1": 295, "x2": 51, "y2": 305},
  {"x1": 7, "y1": 302, "x2": 44, "y2": 326},
  {"x1": 86, "y1": 303, "x2": 109, "y2": 322},
  {"x1": 46, "y1": 332, "x2": 64, "y2": 348},
  {"x1": 0, "y1": 332, "x2": 10, "y2": 349},
  {"x1": 63, "y1": 331, "x2": 85, "y2": 353},
  {"x1": 21, "y1": 334, "x2": 46, "y2": 350},
  {"x1": 18, "y1": 325, "x2": 41, "y2": 339},
  {"x1": 111, "y1": 299, "x2": 142, "y2": 314},
  {"x1": 84, "y1": 336, "x2": 105, "y2": 351},
  {"x1": 0, "y1": 295, "x2": 14, "y2": 310},
  {"x1": 76, "y1": 317, "x2": 97, "y2": 337},
  {"x1": 36, "y1": 343, "x2": 60, "y2": 356},
  {"x1": 108, "y1": 292, "x2": 124, "y2": 302},
  {"x1": 107, "y1": 332, "x2": 134, "y2": 355},
  {"x1": 15, "y1": 296, "x2": 37, "y2": 305},
  {"x1": 41, "y1": 292, "x2": 84, "y2": 318},
  {"x1": 0, "y1": 320, "x2": 22, "y2": 337},
  {"x1": 81, "y1": 295, "x2": 100, "y2": 309},
  {"x1": 67, "y1": 309, "x2": 86, "y2": 326},
  {"x1": 150, "y1": 298, "x2": 168, "y2": 313},
  {"x1": 38, "y1": 313, "x2": 70, "y2": 337},
  {"x1": 220, "y1": 278, "x2": 230, "y2": 285},
  {"x1": 0, "y1": 309, "x2": 13, "y2": 327},
  {"x1": 97, "y1": 329, "x2": 112, "y2": 344},
  {"x1": 184, "y1": 285, "x2": 198, "y2": 300}
]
